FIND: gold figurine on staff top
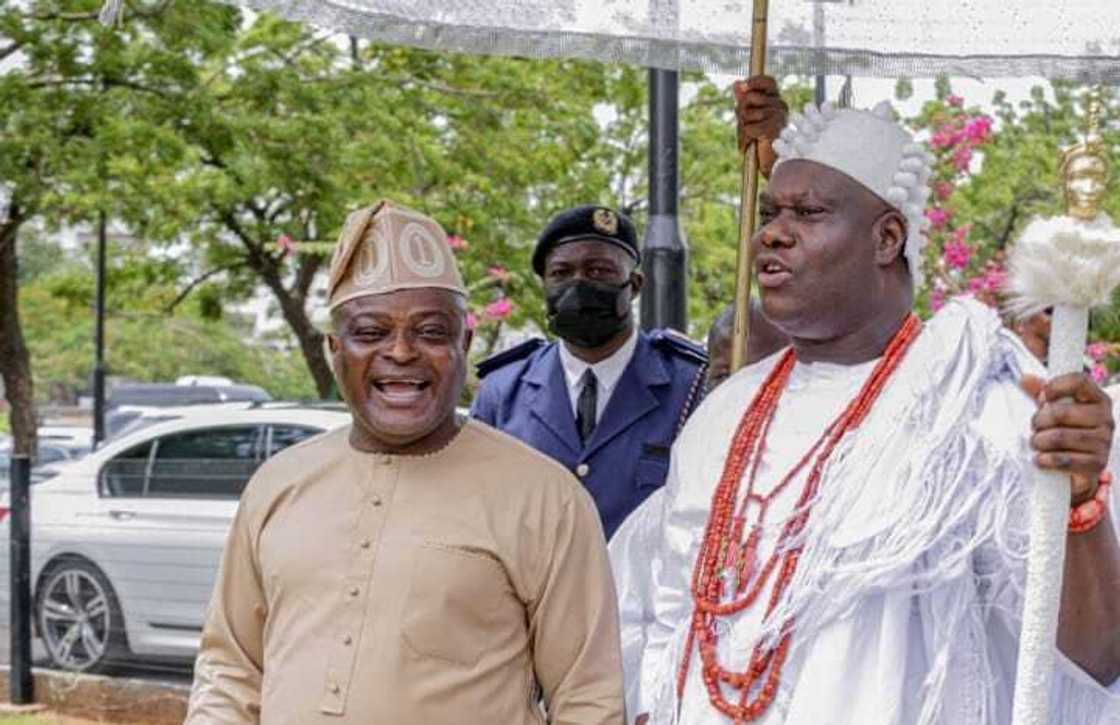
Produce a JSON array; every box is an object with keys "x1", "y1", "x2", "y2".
[{"x1": 1061, "y1": 89, "x2": 1110, "y2": 221}]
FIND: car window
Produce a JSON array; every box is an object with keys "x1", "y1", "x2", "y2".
[
  {"x1": 267, "y1": 425, "x2": 321, "y2": 457},
  {"x1": 147, "y1": 426, "x2": 261, "y2": 499},
  {"x1": 100, "y1": 442, "x2": 153, "y2": 497},
  {"x1": 36, "y1": 446, "x2": 69, "y2": 466}
]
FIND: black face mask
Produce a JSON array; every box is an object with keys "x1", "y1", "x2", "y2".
[{"x1": 545, "y1": 279, "x2": 632, "y2": 349}]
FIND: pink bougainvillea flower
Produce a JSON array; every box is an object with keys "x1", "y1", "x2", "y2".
[
  {"x1": 1092, "y1": 363, "x2": 1109, "y2": 383},
  {"x1": 276, "y1": 233, "x2": 296, "y2": 256},
  {"x1": 930, "y1": 126, "x2": 957, "y2": 149},
  {"x1": 925, "y1": 207, "x2": 952, "y2": 230},
  {"x1": 930, "y1": 287, "x2": 947, "y2": 312},
  {"x1": 487, "y1": 265, "x2": 512, "y2": 284},
  {"x1": 964, "y1": 116, "x2": 993, "y2": 144},
  {"x1": 947, "y1": 95, "x2": 965, "y2": 108},
  {"x1": 465, "y1": 311, "x2": 479, "y2": 331},
  {"x1": 952, "y1": 145, "x2": 974, "y2": 173},
  {"x1": 484, "y1": 297, "x2": 514, "y2": 320},
  {"x1": 980, "y1": 265, "x2": 1007, "y2": 293},
  {"x1": 942, "y1": 240, "x2": 972, "y2": 270},
  {"x1": 934, "y1": 181, "x2": 955, "y2": 201},
  {"x1": 1087, "y1": 341, "x2": 1111, "y2": 361},
  {"x1": 447, "y1": 234, "x2": 469, "y2": 252}
]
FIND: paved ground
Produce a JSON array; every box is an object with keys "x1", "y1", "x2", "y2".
[{"x1": 0, "y1": 614, "x2": 192, "y2": 689}]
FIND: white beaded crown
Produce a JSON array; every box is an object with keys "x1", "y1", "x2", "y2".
[{"x1": 772, "y1": 101, "x2": 933, "y2": 289}]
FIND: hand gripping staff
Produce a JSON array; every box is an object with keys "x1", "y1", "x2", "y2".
[{"x1": 1006, "y1": 91, "x2": 1120, "y2": 725}]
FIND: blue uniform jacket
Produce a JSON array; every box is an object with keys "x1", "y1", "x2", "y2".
[{"x1": 471, "y1": 330, "x2": 707, "y2": 539}]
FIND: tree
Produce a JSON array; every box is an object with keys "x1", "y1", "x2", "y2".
[
  {"x1": 18, "y1": 230, "x2": 318, "y2": 401},
  {"x1": 2, "y1": 1, "x2": 264, "y2": 455},
  {"x1": 1, "y1": 1, "x2": 161, "y2": 456},
  {"x1": 65, "y1": 7, "x2": 651, "y2": 395}
]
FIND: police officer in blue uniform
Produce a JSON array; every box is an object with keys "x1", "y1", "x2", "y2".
[{"x1": 471, "y1": 205, "x2": 707, "y2": 539}]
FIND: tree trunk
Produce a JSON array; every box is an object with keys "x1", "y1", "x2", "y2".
[
  {"x1": 255, "y1": 256, "x2": 333, "y2": 399},
  {"x1": 222, "y1": 211, "x2": 334, "y2": 399},
  {"x1": 0, "y1": 217, "x2": 38, "y2": 458}
]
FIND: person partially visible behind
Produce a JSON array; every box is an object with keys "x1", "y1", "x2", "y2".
[
  {"x1": 471, "y1": 205, "x2": 708, "y2": 540},
  {"x1": 185, "y1": 201, "x2": 624, "y2": 725},
  {"x1": 1011, "y1": 307, "x2": 1053, "y2": 365},
  {"x1": 704, "y1": 300, "x2": 790, "y2": 393}
]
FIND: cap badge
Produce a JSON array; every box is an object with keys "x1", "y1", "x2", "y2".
[{"x1": 592, "y1": 208, "x2": 618, "y2": 236}]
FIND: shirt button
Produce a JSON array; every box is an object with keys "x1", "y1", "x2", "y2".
[
  {"x1": 576, "y1": 463, "x2": 590, "y2": 477},
  {"x1": 360, "y1": 539, "x2": 372, "y2": 549},
  {"x1": 376, "y1": 454, "x2": 393, "y2": 465},
  {"x1": 343, "y1": 634, "x2": 353, "y2": 646},
  {"x1": 371, "y1": 496, "x2": 383, "y2": 507},
  {"x1": 328, "y1": 682, "x2": 340, "y2": 694},
  {"x1": 348, "y1": 586, "x2": 360, "y2": 598}
]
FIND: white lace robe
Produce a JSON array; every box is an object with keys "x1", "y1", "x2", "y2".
[{"x1": 611, "y1": 299, "x2": 1120, "y2": 725}]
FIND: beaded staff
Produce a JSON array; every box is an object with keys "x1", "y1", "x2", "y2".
[{"x1": 1005, "y1": 90, "x2": 1120, "y2": 725}]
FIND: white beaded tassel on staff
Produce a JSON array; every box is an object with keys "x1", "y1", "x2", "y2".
[{"x1": 1006, "y1": 91, "x2": 1120, "y2": 725}]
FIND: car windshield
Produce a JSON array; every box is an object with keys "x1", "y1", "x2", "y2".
[{"x1": 108, "y1": 414, "x2": 179, "y2": 441}]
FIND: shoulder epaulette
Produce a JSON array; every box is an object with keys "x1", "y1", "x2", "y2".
[
  {"x1": 650, "y1": 328, "x2": 708, "y2": 366},
  {"x1": 475, "y1": 338, "x2": 546, "y2": 379}
]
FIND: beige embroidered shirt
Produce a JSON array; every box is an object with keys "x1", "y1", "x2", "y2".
[{"x1": 185, "y1": 420, "x2": 624, "y2": 725}]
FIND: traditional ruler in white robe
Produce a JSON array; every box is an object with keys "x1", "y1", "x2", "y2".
[{"x1": 612, "y1": 299, "x2": 1120, "y2": 725}]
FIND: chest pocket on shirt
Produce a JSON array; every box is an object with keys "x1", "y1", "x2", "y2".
[
  {"x1": 635, "y1": 443, "x2": 671, "y2": 489},
  {"x1": 402, "y1": 542, "x2": 514, "y2": 666}
]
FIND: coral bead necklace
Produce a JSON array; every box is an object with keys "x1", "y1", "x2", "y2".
[{"x1": 677, "y1": 314, "x2": 922, "y2": 723}]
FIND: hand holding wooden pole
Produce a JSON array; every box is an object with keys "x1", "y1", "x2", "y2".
[{"x1": 730, "y1": 0, "x2": 770, "y2": 373}]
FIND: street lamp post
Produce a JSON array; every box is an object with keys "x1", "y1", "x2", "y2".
[
  {"x1": 92, "y1": 212, "x2": 107, "y2": 448},
  {"x1": 641, "y1": 68, "x2": 689, "y2": 334},
  {"x1": 640, "y1": 0, "x2": 688, "y2": 334}
]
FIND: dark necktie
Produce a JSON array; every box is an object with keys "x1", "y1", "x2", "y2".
[{"x1": 575, "y1": 369, "x2": 598, "y2": 445}]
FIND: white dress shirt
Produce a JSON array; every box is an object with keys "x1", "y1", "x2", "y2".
[{"x1": 557, "y1": 329, "x2": 639, "y2": 423}]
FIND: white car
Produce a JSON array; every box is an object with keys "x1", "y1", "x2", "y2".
[{"x1": 0, "y1": 406, "x2": 350, "y2": 673}]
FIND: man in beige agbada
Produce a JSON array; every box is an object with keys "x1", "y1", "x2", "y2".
[{"x1": 185, "y1": 201, "x2": 625, "y2": 725}]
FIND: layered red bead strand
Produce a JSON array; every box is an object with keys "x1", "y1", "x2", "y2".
[{"x1": 677, "y1": 314, "x2": 922, "y2": 723}]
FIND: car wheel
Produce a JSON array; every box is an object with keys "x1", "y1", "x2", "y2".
[{"x1": 36, "y1": 558, "x2": 128, "y2": 674}]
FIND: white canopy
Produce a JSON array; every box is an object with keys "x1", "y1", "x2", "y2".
[{"x1": 231, "y1": 0, "x2": 1120, "y2": 80}]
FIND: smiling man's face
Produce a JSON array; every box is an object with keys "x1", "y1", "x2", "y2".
[{"x1": 329, "y1": 288, "x2": 469, "y2": 454}]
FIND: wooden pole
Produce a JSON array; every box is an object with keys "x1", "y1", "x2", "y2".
[{"x1": 730, "y1": 0, "x2": 770, "y2": 372}]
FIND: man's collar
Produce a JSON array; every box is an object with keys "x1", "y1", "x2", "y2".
[{"x1": 557, "y1": 328, "x2": 639, "y2": 396}]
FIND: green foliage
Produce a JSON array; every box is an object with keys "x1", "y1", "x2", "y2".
[
  {"x1": 21, "y1": 261, "x2": 317, "y2": 402},
  {"x1": 6, "y1": 2, "x2": 789, "y2": 385}
]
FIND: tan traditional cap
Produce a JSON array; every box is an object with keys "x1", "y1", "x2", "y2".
[{"x1": 327, "y1": 200, "x2": 467, "y2": 310}]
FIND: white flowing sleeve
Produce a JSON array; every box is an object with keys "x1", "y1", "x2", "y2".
[
  {"x1": 609, "y1": 487, "x2": 667, "y2": 720},
  {"x1": 975, "y1": 379, "x2": 1120, "y2": 724},
  {"x1": 636, "y1": 439, "x2": 712, "y2": 717}
]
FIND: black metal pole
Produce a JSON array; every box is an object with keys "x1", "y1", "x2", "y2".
[
  {"x1": 640, "y1": 68, "x2": 688, "y2": 333},
  {"x1": 92, "y1": 212, "x2": 107, "y2": 449},
  {"x1": 9, "y1": 454, "x2": 33, "y2": 704}
]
